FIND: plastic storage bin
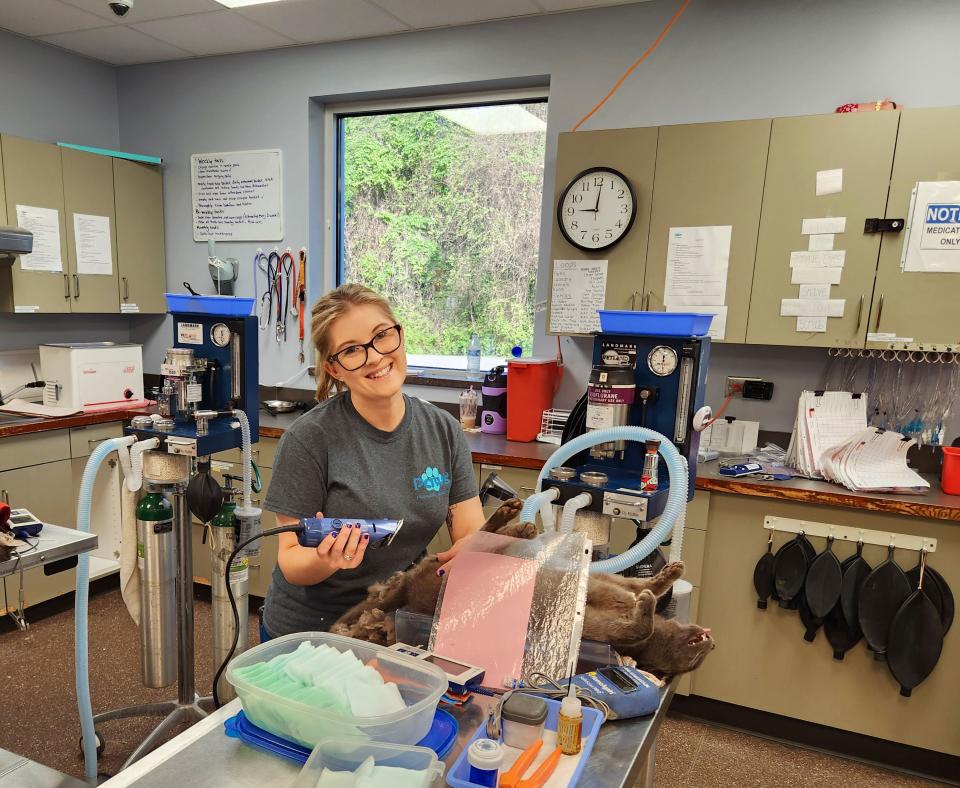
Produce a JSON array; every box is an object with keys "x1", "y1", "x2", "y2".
[
  {"x1": 292, "y1": 738, "x2": 445, "y2": 788},
  {"x1": 226, "y1": 632, "x2": 448, "y2": 749},
  {"x1": 597, "y1": 310, "x2": 713, "y2": 336},
  {"x1": 164, "y1": 293, "x2": 255, "y2": 316},
  {"x1": 506, "y1": 358, "x2": 560, "y2": 442}
]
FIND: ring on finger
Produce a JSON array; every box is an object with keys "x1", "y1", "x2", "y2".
[{"x1": 344, "y1": 554, "x2": 354, "y2": 561}]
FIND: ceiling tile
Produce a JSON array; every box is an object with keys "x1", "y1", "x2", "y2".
[
  {"x1": 60, "y1": 0, "x2": 223, "y2": 24},
  {"x1": 534, "y1": 0, "x2": 646, "y2": 11},
  {"x1": 0, "y1": 0, "x2": 108, "y2": 37},
  {"x1": 369, "y1": 0, "x2": 539, "y2": 28},
  {"x1": 132, "y1": 9, "x2": 295, "y2": 55},
  {"x1": 236, "y1": 0, "x2": 408, "y2": 45},
  {"x1": 41, "y1": 24, "x2": 194, "y2": 64}
]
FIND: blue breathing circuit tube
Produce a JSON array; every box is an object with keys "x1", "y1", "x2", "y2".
[
  {"x1": 75, "y1": 436, "x2": 136, "y2": 784},
  {"x1": 519, "y1": 426, "x2": 687, "y2": 575}
]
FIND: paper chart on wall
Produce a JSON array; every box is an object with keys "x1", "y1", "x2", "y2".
[
  {"x1": 73, "y1": 214, "x2": 113, "y2": 276},
  {"x1": 801, "y1": 217, "x2": 846, "y2": 235},
  {"x1": 14, "y1": 205, "x2": 62, "y2": 273},
  {"x1": 792, "y1": 267, "x2": 842, "y2": 285},
  {"x1": 663, "y1": 225, "x2": 732, "y2": 306},
  {"x1": 191, "y1": 149, "x2": 283, "y2": 241},
  {"x1": 665, "y1": 304, "x2": 727, "y2": 341},
  {"x1": 549, "y1": 259, "x2": 607, "y2": 334},
  {"x1": 901, "y1": 181, "x2": 960, "y2": 272}
]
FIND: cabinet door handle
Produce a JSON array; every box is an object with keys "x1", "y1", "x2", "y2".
[
  {"x1": 643, "y1": 292, "x2": 650, "y2": 311},
  {"x1": 73, "y1": 274, "x2": 80, "y2": 299},
  {"x1": 63, "y1": 275, "x2": 71, "y2": 299},
  {"x1": 875, "y1": 294, "x2": 884, "y2": 331},
  {"x1": 122, "y1": 276, "x2": 129, "y2": 301},
  {"x1": 630, "y1": 291, "x2": 640, "y2": 310},
  {"x1": 856, "y1": 295, "x2": 864, "y2": 332},
  {"x1": 1, "y1": 489, "x2": 9, "y2": 505}
]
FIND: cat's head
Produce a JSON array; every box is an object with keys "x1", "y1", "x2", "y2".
[{"x1": 630, "y1": 617, "x2": 715, "y2": 677}]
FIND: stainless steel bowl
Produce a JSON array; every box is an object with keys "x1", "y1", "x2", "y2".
[{"x1": 263, "y1": 399, "x2": 300, "y2": 415}]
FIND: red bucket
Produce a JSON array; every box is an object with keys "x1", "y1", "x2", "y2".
[
  {"x1": 506, "y1": 358, "x2": 560, "y2": 442},
  {"x1": 942, "y1": 446, "x2": 960, "y2": 496}
]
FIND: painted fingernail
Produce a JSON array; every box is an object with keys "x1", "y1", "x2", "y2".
[
  {"x1": 362, "y1": 534, "x2": 370, "y2": 541},
  {"x1": 438, "y1": 569, "x2": 446, "y2": 576}
]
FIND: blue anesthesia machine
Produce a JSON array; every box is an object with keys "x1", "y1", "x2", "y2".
[
  {"x1": 127, "y1": 311, "x2": 259, "y2": 456},
  {"x1": 542, "y1": 331, "x2": 709, "y2": 522}
]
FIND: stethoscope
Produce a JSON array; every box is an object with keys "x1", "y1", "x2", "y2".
[{"x1": 255, "y1": 248, "x2": 300, "y2": 342}]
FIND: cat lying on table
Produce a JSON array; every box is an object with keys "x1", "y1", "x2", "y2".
[{"x1": 331, "y1": 500, "x2": 714, "y2": 678}]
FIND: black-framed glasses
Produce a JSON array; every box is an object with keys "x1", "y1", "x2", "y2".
[{"x1": 328, "y1": 324, "x2": 403, "y2": 371}]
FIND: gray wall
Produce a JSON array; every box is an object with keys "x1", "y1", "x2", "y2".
[
  {"x1": 115, "y1": 0, "x2": 960, "y2": 433},
  {"x1": 0, "y1": 28, "x2": 129, "y2": 352}
]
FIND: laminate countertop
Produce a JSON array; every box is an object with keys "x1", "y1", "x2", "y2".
[{"x1": 6, "y1": 407, "x2": 959, "y2": 522}]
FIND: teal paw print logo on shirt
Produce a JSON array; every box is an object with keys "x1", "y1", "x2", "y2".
[{"x1": 413, "y1": 466, "x2": 451, "y2": 497}]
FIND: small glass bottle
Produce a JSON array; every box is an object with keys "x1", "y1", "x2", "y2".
[
  {"x1": 557, "y1": 684, "x2": 583, "y2": 755},
  {"x1": 641, "y1": 439, "x2": 660, "y2": 491}
]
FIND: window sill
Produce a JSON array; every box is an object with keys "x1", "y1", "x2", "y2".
[{"x1": 405, "y1": 368, "x2": 485, "y2": 389}]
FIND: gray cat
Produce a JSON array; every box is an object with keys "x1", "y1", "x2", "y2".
[{"x1": 331, "y1": 500, "x2": 714, "y2": 678}]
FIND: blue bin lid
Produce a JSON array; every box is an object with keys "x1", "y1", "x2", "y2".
[{"x1": 224, "y1": 708, "x2": 458, "y2": 764}]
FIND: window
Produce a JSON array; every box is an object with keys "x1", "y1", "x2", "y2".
[{"x1": 336, "y1": 97, "x2": 548, "y2": 370}]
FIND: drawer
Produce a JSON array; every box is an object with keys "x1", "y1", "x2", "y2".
[
  {"x1": 69, "y1": 422, "x2": 125, "y2": 458},
  {"x1": 214, "y1": 436, "x2": 277, "y2": 469},
  {"x1": 0, "y1": 429, "x2": 71, "y2": 472}
]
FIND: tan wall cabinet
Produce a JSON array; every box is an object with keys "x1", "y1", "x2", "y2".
[
  {"x1": 746, "y1": 111, "x2": 900, "y2": 347},
  {"x1": 645, "y1": 120, "x2": 771, "y2": 343},
  {"x1": 62, "y1": 147, "x2": 120, "y2": 313},
  {"x1": 114, "y1": 158, "x2": 167, "y2": 315},
  {"x1": 0, "y1": 135, "x2": 71, "y2": 314},
  {"x1": 0, "y1": 135, "x2": 166, "y2": 314},
  {"x1": 868, "y1": 107, "x2": 960, "y2": 349},
  {"x1": 548, "y1": 127, "x2": 658, "y2": 326}
]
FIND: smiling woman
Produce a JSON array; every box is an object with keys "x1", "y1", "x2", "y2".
[{"x1": 259, "y1": 284, "x2": 487, "y2": 639}]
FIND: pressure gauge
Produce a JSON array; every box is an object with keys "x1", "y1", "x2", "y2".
[
  {"x1": 210, "y1": 322, "x2": 232, "y2": 348},
  {"x1": 647, "y1": 345, "x2": 678, "y2": 377}
]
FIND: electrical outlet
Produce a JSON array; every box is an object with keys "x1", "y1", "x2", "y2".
[{"x1": 725, "y1": 376, "x2": 759, "y2": 397}]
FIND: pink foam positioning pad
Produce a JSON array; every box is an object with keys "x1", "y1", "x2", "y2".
[{"x1": 432, "y1": 552, "x2": 538, "y2": 687}]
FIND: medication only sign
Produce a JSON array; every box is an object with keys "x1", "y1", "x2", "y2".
[{"x1": 903, "y1": 181, "x2": 960, "y2": 272}]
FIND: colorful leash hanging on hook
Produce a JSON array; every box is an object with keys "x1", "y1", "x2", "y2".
[{"x1": 297, "y1": 249, "x2": 307, "y2": 363}]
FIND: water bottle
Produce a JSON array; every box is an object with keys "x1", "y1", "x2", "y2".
[{"x1": 467, "y1": 333, "x2": 482, "y2": 374}]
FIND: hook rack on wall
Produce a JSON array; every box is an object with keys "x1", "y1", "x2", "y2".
[{"x1": 763, "y1": 516, "x2": 937, "y2": 554}]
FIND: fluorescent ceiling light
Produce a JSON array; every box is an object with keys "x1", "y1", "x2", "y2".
[
  {"x1": 438, "y1": 105, "x2": 546, "y2": 136},
  {"x1": 215, "y1": 0, "x2": 292, "y2": 8}
]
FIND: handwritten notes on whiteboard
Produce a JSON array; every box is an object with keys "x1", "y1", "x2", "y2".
[
  {"x1": 191, "y1": 149, "x2": 282, "y2": 241},
  {"x1": 550, "y1": 259, "x2": 607, "y2": 334}
]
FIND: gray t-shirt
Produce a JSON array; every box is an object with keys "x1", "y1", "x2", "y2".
[{"x1": 262, "y1": 392, "x2": 475, "y2": 636}]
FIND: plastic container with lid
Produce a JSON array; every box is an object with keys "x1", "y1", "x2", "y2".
[
  {"x1": 225, "y1": 632, "x2": 448, "y2": 749},
  {"x1": 501, "y1": 693, "x2": 547, "y2": 749},
  {"x1": 506, "y1": 357, "x2": 560, "y2": 442},
  {"x1": 164, "y1": 293, "x2": 254, "y2": 316},
  {"x1": 597, "y1": 310, "x2": 714, "y2": 336},
  {"x1": 291, "y1": 738, "x2": 445, "y2": 788}
]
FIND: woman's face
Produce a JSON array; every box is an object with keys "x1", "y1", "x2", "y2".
[{"x1": 323, "y1": 304, "x2": 407, "y2": 403}]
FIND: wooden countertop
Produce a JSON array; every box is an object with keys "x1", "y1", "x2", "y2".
[
  {"x1": 8, "y1": 407, "x2": 960, "y2": 522},
  {"x1": 0, "y1": 408, "x2": 148, "y2": 438}
]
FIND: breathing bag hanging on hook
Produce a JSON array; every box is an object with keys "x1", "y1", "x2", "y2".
[{"x1": 186, "y1": 458, "x2": 224, "y2": 523}]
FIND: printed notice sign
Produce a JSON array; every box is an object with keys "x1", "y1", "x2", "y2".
[
  {"x1": 191, "y1": 149, "x2": 283, "y2": 241},
  {"x1": 902, "y1": 181, "x2": 960, "y2": 272}
]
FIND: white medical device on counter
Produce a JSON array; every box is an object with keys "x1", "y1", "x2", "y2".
[
  {"x1": 39, "y1": 342, "x2": 144, "y2": 410},
  {"x1": 388, "y1": 642, "x2": 486, "y2": 691}
]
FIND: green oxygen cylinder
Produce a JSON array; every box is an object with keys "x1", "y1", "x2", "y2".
[
  {"x1": 209, "y1": 486, "x2": 248, "y2": 703},
  {"x1": 136, "y1": 492, "x2": 176, "y2": 688}
]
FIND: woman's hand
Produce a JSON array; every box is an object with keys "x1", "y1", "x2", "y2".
[{"x1": 313, "y1": 511, "x2": 370, "y2": 572}]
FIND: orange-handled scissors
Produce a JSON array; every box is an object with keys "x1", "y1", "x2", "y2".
[{"x1": 500, "y1": 740, "x2": 562, "y2": 788}]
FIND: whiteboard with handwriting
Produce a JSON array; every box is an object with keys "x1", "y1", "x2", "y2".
[{"x1": 191, "y1": 149, "x2": 283, "y2": 241}]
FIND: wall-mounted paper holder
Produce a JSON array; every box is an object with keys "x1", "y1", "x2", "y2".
[{"x1": 763, "y1": 516, "x2": 936, "y2": 554}]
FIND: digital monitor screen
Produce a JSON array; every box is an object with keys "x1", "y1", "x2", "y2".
[
  {"x1": 598, "y1": 666, "x2": 639, "y2": 693},
  {"x1": 425, "y1": 654, "x2": 471, "y2": 675}
]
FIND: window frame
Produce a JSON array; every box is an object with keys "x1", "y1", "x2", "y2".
[{"x1": 324, "y1": 87, "x2": 549, "y2": 372}]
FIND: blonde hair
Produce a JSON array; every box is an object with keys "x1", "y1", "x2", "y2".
[{"x1": 311, "y1": 284, "x2": 399, "y2": 401}]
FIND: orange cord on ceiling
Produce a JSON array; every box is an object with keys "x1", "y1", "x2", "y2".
[{"x1": 570, "y1": 0, "x2": 693, "y2": 133}]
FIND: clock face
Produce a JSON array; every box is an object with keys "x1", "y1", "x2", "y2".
[
  {"x1": 558, "y1": 167, "x2": 637, "y2": 251},
  {"x1": 648, "y1": 345, "x2": 678, "y2": 377}
]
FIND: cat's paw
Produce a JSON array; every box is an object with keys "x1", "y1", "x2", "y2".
[
  {"x1": 498, "y1": 520, "x2": 538, "y2": 539},
  {"x1": 484, "y1": 498, "x2": 524, "y2": 532},
  {"x1": 660, "y1": 561, "x2": 685, "y2": 583}
]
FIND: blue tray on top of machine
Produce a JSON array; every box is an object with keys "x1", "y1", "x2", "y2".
[
  {"x1": 224, "y1": 707, "x2": 459, "y2": 764},
  {"x1": 597, "y1": 310, "x2": 714, "y2": 336},
  {"x1": 165, "y1": 293, "x2": 255, "y2": 316}
]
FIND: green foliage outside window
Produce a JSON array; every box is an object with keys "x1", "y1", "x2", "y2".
[{"x1": 340, "y1": 103, "x2": 546, "y2": 361}]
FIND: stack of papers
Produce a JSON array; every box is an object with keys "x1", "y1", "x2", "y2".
[
  {"x1": 700, "y1": 418, "x2": 759, "y2": 455},
  {"x1": 820, "y1": 428, "x2": 929, "y2": 494},
  {"x1": 786, "y1": 391, "x2": 867, "y2": 478}
]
